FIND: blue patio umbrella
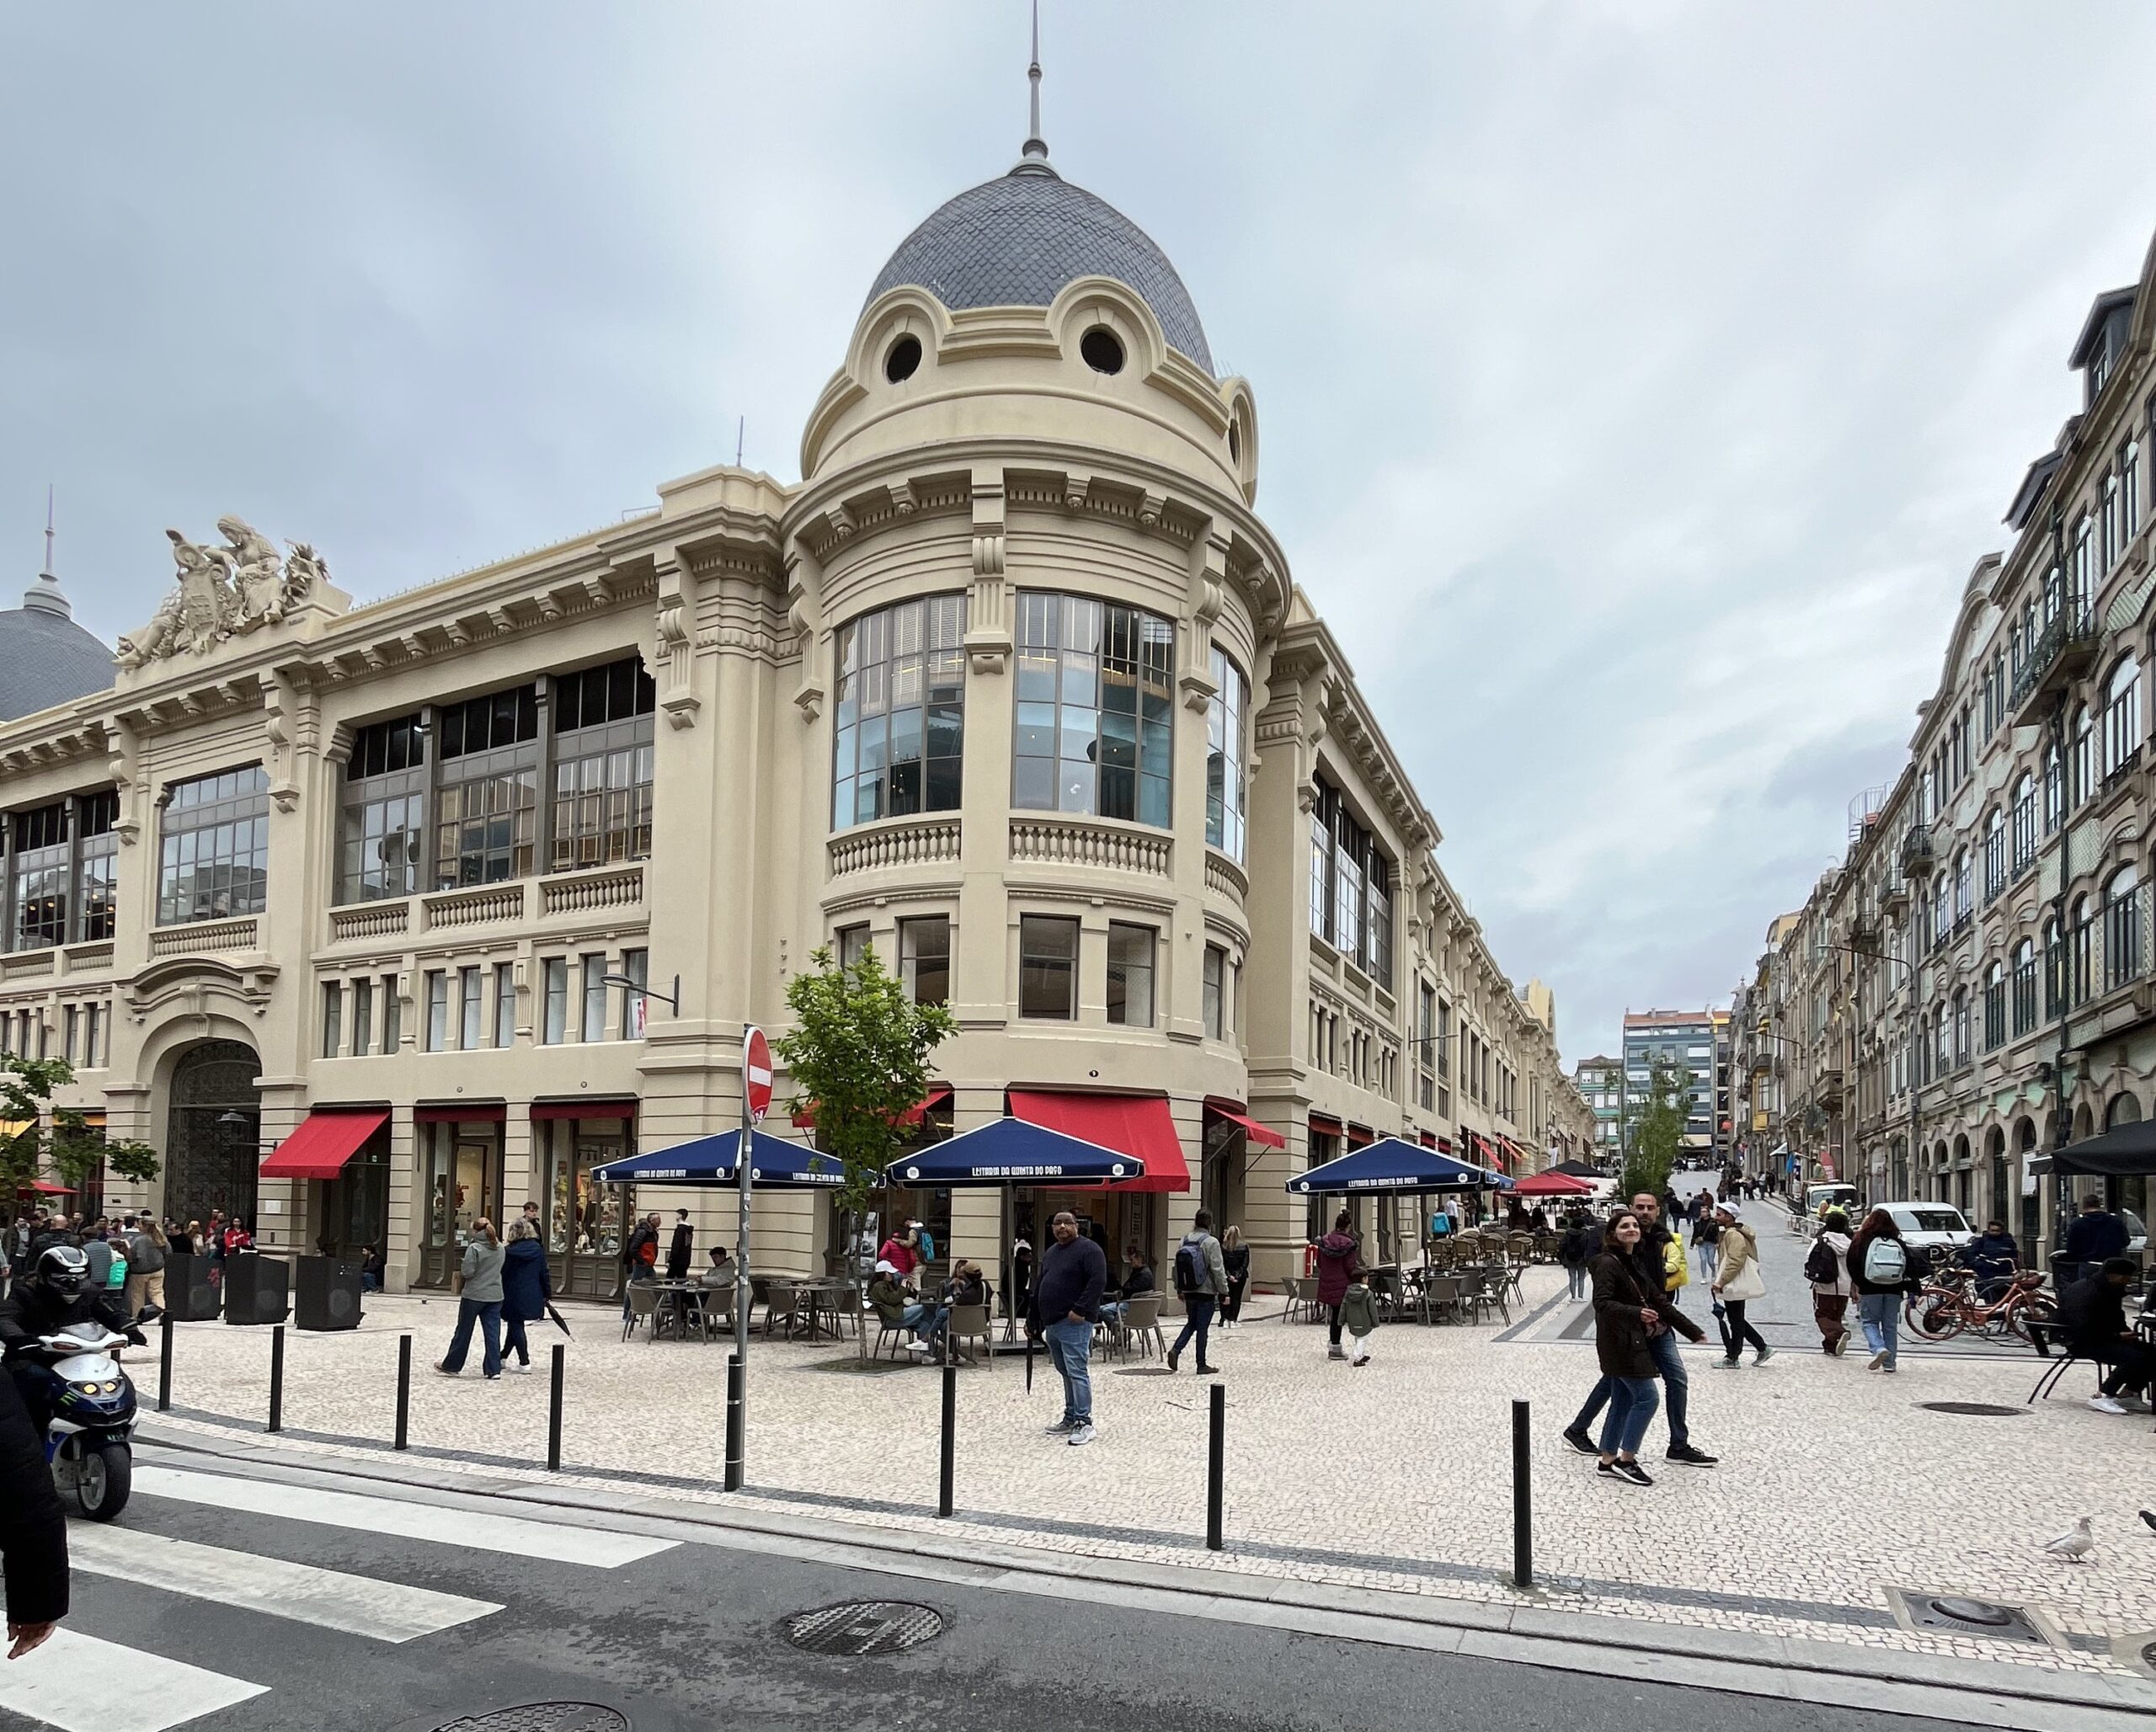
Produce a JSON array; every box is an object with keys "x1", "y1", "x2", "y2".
[
  {"x1": 1288, "y1": 1137, "x2": 1492, "y2": 1195},
  {"x1": 590, "y1": 1128, "x2": 846, "y2": 1188},
  {"x1": 880, "y1": 1115, "x2": 1146, "y2": 1188}
]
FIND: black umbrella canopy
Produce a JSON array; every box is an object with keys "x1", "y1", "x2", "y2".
[
  {"x1": 2037, "y1": 1117, "x2": 2156, "y2": 1178},
  {"x1": 1547, "y1": 1159, "x2": 1605, "y2": 1179}
]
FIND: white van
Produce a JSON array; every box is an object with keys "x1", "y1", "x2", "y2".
[{"x1": 1880, "y1": 1202, "x2": 1974, "y2": 1260}]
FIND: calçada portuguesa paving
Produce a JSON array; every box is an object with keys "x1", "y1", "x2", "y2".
[{"x1": 141, "y1": 1232, "x2": 2156, "y2": 1689}]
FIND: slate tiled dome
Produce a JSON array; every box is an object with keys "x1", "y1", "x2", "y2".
[
  {"x1": 866, "y1": 164, "x2": 1214, "y2": 375},
  {"x1": 0, "y1": 572, "x2": 114, "y2": 722}
]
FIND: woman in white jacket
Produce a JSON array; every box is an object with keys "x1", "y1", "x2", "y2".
[{"x1": 1709, "y1": 1202, "x2": 1772, "y2": 1368}]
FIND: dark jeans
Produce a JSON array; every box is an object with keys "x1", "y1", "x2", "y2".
[
  {"x1": 1171, "y1": 1295, "x2": 1216, "y2": 1367},
  {"x1": 1222, "y1": 1280, "x2": 1247, "y2": 1322},
  {"x1": 1598, "y1": 1375, "x2": 1660, "y2": 1456},
  {"x1": 1812, "y1": 1292, "x2": 1849, "y2": 1347},
  {"x1": 1572, "y1": 1329, "x2": 1690, "y2": 1450},
  {"x1": 1721, "y1": 1299, "x2": 1767, "y2": 1359},
  {"x1": 2099, "y1": 1340, "x2": 2156, "y2": 1396},
  {"x1": 503, "y1": 1313, "x2": 532, "y2": 1367},
  {"x1": 441, "y1": 1298, "x2": 503, "y2": 1377},
  {"x1": 1326, "y1": 1302, "x2": 1344, "y2": 1346}
]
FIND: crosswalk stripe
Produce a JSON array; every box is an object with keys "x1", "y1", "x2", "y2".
[
  {"x1": 0, "y1": 1628, "x2": 265, "y2": 1732},
  {"x1": 71, "y1": 1525, "x2": 502, "y2": 1643},
  {"x1": 132, "y1": 1464, "x2": 678, "y2": 1569}
]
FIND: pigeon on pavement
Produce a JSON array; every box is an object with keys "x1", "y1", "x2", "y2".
[{"x1": 2042, "y1": 1516, "x2": 2095, "y2": 1563}]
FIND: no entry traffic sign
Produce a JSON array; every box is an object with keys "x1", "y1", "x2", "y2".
[{"x1": 743, "y1": 1025, "x2": 773, "y2": 1122}]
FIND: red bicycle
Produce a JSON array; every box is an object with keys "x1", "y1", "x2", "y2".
[{"x1": 1904, "y1": 1262, "x2": 2052, "y2": 1344}]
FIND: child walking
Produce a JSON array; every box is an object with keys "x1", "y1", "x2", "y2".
[{"x1": 1339, "y1": 1268, "x2": 1381, "y2": 1366}]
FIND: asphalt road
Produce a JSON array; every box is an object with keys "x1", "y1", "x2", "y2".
[{"x1": 0, "y1": 1459, "x2": 1980, "y2": 1732}]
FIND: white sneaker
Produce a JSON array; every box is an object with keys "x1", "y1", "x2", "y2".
[
  {"x1": 508, "y1": 1362, "x2": 534, "y2": 1375},
  {"x1": 905, "y1": 1340, "x2": 932, "y2": 1353},
  {"x1": 1065, "y1": 1423, "x2": 1096, "y2": 1447},
  {"x1": 2089, "y1": 1394, "x2": 2130, "y2": 1415}
]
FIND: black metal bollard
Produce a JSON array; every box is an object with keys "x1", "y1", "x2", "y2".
[
  {"x1": 1511, "y1": 1399, "x2": 1532, "y2": 1588},
  {"x1": 157, "y1": 1313, "x2": 173, "y2": 1414},
  {"x1": 393, "y1": 1334, "x2": 412, "y2": 1452},
  {"x1": 723, "y1": 1352, "x2": 744, "y2": 1492},
  {"x1": 547, "y1": 1343, "x2": 565, "y2": 1472},
  {"x1": 1206, "y1": 1382, "x2": 1225, "y2": 1551},
  {"x1": 937, "y1": 1362, "x2": 957, "y2": 1518},
  {"x1": 267, "y1": 1324, "x2": 285, "y2": 1434}
]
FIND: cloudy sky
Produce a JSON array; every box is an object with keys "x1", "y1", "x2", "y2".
[{"x1": 5, "y1": 3, "x2": 2155, "y2": 1063}]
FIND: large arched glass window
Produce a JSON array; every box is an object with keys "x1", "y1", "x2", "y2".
[
  {"x1": 2103, "y1": 655, "x2": 2142, "y2": 780},
  {"x1": 2010, "y1": 937, "x2": 2036, "y2": 1034},
  {"x1": 831, "y1": 594, "x2": 968, "y2": 830},
  {"x1": 1013, "y1": 593, "x2": 1173, "y2": 826},
  {"x1": 2009, "y1": 773, "x2": 2035, "y2": 872},
  {"x1": 2105, "y1": 864, "x2": 2143, "y2": 989},
  {"x1": 1204, "y1": 646, "x2": 1247, "y2": 863},
  {"x1": 2071, "y1": 894, "x2": 2095, "y2": 1004}
]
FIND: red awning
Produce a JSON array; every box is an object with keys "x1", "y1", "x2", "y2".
[
  {"x1": 793, "y1": 1084, "x2": 951, "y2": 1132},
  {"x1": 259, "y1": 1110, "x2": 387, "y2": 1181},
  {"x1": 1203, "y1": 1098, "x2": 1285, "y2": 1150},
  {"x1": 531, "y1": 1100, "x2": 638, "y2": 1121},
  {"x1": 1418, "y1": 1132, "x2": 1438, "y2": 1150},
  {"x1": 1010, "y1": 1090, "x2": 1190, "y2": 1193},
  {"x1": 16, "y1": 1180, "x2": 72, "y2": 1196},
  {"x1": 416, "y1": 1102, "x2": 506, "y2": 1124},
  {"x1": 1347, "y1": 1123, "x2": 1375, "y2": 1148},
  {"x1": 1309, "y1": 1113, "x2": 1344, "y2": 1137}
]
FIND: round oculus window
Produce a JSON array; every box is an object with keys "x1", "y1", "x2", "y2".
[
  {"x1": 1080, "y1": 327, "x2": 1125, "y2": 375},
  {"x1": 883, "y1": 335, "x2": 922, "y2": 383}
]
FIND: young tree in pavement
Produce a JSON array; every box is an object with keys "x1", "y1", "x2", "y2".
[
  {"x1": 1622, "y1": 1057, "x2": 1692, "y2": 1204},
  {"x1": 48, "y1": 1109, "x2": 162, "y2": 1202},
  {"x1": 2, "y1": 1056, "x2": 161, "y2": 1206},
  {"x1": 773, "y1": 944, "x2": 956, "y2": 1358}
]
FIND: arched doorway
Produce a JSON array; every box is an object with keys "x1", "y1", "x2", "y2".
[
  {"x1": 163, "y1": 1040, "x2": 261, "y2": 1228},
  {"x1": 2013, "y1": 1116, "x2": 2039, "y2": 1262}
]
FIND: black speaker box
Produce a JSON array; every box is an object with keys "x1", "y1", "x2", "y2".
[
  {"x1": 221, "y1": 1251, "x2": 290, "y2": 1324},
  {"x1": 293, "y1": 1256, "x2": 363, "y2": 1331},
  {"x1": 163, "y1": 1251, "x2": 221, "y2": 1322}
]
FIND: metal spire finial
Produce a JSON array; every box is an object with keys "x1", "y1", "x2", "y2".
[
  {"x1": 24, "y1": 483, "x2": 71, "y2": 618},
  {"x1": 1021, "y1": 0, "x2": 1049, "y2": 163}
]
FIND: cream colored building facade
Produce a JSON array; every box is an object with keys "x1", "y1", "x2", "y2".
[
  {"x1": 0, "y1": 138, "x2": 1582, "y2": 1296},
  {"x1": 1731, "y1": 230, "x2": 2156, "y2": 1261}
]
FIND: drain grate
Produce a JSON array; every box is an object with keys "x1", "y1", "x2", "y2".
[
  {"x1": 1919, "y1": 1402, "x2": 2029, "y2": 1417},
  {"x1": 1891, "y1": 1587, "x2": 2051, "y2": 1646},
  {"x1": 430, "y1": 1708, "x2": 630, "y2": 1732},
  {"x1": 783, "y1": 1601, "x2": 945, "y2": 1657}
]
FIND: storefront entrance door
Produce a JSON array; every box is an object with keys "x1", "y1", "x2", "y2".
[
  {"x1": 542, "y1": 1115, "x2": 633, "y2": 1301},
  {"x1": 419, "y1": 1121, "x2": 504, "y2": 1288}
]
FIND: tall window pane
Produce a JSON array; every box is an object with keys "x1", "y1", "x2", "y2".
[
  {"x1": 542, "y1": 957, "x2": 568, "y2": 1044},
  {"x1": 353, "y1": 977, "x2": 375, "y2": 1056},
  {"x1": 1013, "y1": 593, "x2": 1173, "y2": 827},
  {"x1": 382, "y1": 973, "x2": 403, "y2": 1050},
  {"x1": 76, "y1": 791, "x2": 117, "y2": 941},
  {"x1": 157, "y1": 766, "x2": 270, "y2": 925},
  {"x1": 494, "y1": 962, "x2": 516, "y2": 1047},
  {"x1": 551, "y1": 657, "x2": 656, "y2": 870},
  {"x1": 434, "y1": 685, "x2": 538, "y2": 888},
  {"x1": 1202, "y1": 943, "x2": 1226, "y2": 1041},
  {"x1": 581, "y1": 953, "x2": 607, "y2": 1042},
  {"x1": 2106, "y1": 867, "x2": 2143, "y2": 989},
  {"x1": 620, "y1": 947, "x2": 649, "y2": 1037},
  {"x1": 338, "y1": 715, "x2": 425, "y2": 903},
  {"x1": 1205, "y1": 648, "x2": 1247, "y2": 863},
  {"x1": 424, "y1": 969, "x2": 448, "y2": 1053},
  {"x1": 8, "y1": 802, "x2": 68, "y2": 949},
  {"x1": 322, "y1": 982, "x2": 344, "y2": 1059},
  {"x1": 899, "y1": 916, "x2": 950, "y2": 1008},
  {"x1": 1018, "y1": 914, "x2": 1078, "y2": 1020},
  {"x1": 460, "y1": 965, "x2": 483, "y2": 1050},
  {"x1": 832, "y1": 596, "x2": 967, "y2": 829},
  {"x1": 1107, "y1": 923, "x2": 1155, "y2": 1027}
]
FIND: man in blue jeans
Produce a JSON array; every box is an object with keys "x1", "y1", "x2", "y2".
[
  {"x1": 1563, "y1": 1192, "x2": 1718, "y2": 1467},
  {"x1": 1031, "y1": 1212, "x2": 1107, "y2": 1447}
]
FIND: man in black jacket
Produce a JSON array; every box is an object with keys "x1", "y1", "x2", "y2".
[
  {"x1": 2063, "y1": 1258, "x2": 2153, "y2": 1415},
  {"x1": 1029, "y1": 1212, "x2": 1107, "y2": 1446},
  {"x1": 665, "y1": 1209, "x2": 694, "y2": 1282},
  {"x1": 0, "y1": 1367, "x2": 65, "y2": 1658}
]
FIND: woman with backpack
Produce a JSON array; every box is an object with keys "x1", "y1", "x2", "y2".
[
  {"x1": 1806, "y1": 1209, "x2": 1854, "y2": 1355},
  {"x1": 1848, "y1": 1207, "x2": 1918, "y2": 1372},
  {"x1": 1557, "y1": 1211, "x2": 1593, "y2": 1301}
]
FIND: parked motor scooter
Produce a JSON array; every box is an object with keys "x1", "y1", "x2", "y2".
[{"x1": 18, "y1": 1304, "x2": 156, "y2": 1520}]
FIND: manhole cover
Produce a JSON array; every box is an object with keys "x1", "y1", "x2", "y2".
[
  {"x1": 783, "y1": 1601, "x2": 945, "y2": 1656},
  {"x1": 1113, "y1": 1367, "x2": 1176, "y2": 1377},
  {"x1": 1919, "y1": 1401, "x2": 2028, "y2": 1417},
  {"x1": 431, "y1": 1708, "x2": 630, "y2": 1732},
  {"x1": 1890, "y1": 1587, "x2": 2052, "y2": 1646}
]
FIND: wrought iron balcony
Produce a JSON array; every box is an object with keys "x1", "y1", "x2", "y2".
[
  {"x1": 2008, "y1": 606, "x2": 2101, "y2": 726},
  {"x1": 1899, "y1": 825, "x2": 1935, "y2": 877},
  {"x1": 1878, "y1": 873, "x2": 1910, "y2": 913}
]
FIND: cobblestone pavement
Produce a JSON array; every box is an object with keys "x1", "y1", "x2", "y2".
[{"x1": 142, "y1": 1232, "x2": 2156, "y2": 1687}]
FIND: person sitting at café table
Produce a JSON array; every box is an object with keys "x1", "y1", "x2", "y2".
[
  {"x1": 867, "y1": 1260, "x2": 931, "y2": 1344},
  {"x1": 1097, "y1": 1245, "x2": 1154, "y2": 1327},
  {"x1": 908, "y1": 1258, "x2": 989, "y2": 1356},
  {"x1": 699, "y1": 1244, "x2": 737, "y2": 1288}
]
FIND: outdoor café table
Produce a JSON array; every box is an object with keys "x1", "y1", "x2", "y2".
[
  {"x1": 794, "y1": 1278, "x2": 856, "y2": 1342},
  {"x1": 649, "y1": 1280, "x2": 706, "y2": 1340}
]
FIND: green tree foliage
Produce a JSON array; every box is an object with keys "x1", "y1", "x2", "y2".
[
  {"x1": 1, "y1": 1056, "x2": 162, "y2": 1203},
  {"x1": 772, "y1": 944, "x2": 956, "y2": 1228},
  {"x1": 1621, "y1": 1057, "x2": 1692, "y2": 1203}
]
